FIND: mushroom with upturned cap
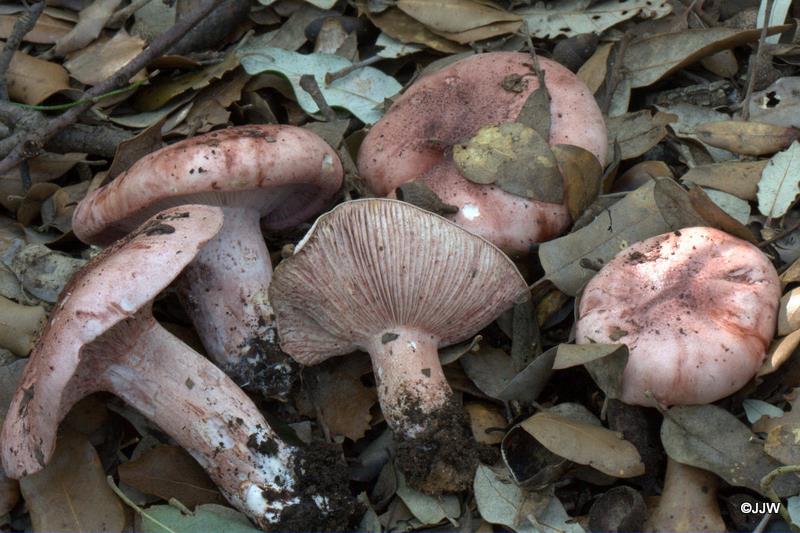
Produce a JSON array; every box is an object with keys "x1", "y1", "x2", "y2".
[
  {"x1": 1, "y1": 205, "x2": 355, "y2": 531},
  {"x1": 270, "y1": 199, "x2": 529, "y2": 493},
  {"x1": 576, "y1": 227, "x2": 780, "y2": 406},
  {"x1": 72, "y1": 125, "x2": 343, "y2": 398},
  {"x1": 358, "y1": 52, "x2": 607, "y2": 255}
]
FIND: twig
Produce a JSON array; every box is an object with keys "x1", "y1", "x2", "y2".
[
  {"x1": 0, "y1": 0, "x2": 221, "y2": 175},
  {"x1": 742, "y1": 0, "x2": 774, "y2": 121},
  {"x1": 0, "y1": 1, "x2": 45, "y2": 101},
  {"x1": 19, "y1": 160, "x2": 31, "y2": 192},
  {"x1": 299, "y1": 75, "x2": 337, "y2": 122},
  {"x1": 760, "y1": 464, "x2": 799, "y2": 526},
  {"x1": 325, "y1": 55, "x2": 382, "y2": 85}
]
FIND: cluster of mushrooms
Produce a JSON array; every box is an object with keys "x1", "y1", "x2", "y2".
[{"x1": 0, "y1": 52, "x2": 783, "y2": 530}]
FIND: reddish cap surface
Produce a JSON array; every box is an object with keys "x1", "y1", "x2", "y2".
[
  {"x1": 576, "y1": 227, "x2": 780, "y2": 406},
  {"x1": 73, "y1": 125, "x2": 342, "y2": 245},
  {"x1": 2, "y1": 205, "x2": 223, "y2": 476},
  {"x1": 357, "y1": 52, "x2": 607, "y2": 254},
  {"x1": 270, "y1": 198, "x2": 529, "y2": 364}
]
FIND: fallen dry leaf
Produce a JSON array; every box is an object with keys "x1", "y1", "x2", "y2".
[
  {"x1": 605, "y1": 111, "x2": 674, "y2": 161},
  {"x1": 118, "y1": 444, "x2": 224, "y2": 509},
  {"x1": 7, "y1": 52, "x2": 70, "y2": 105},
  {"x1": 464, "y1": 402, "x2": 506, "y2": 445},
  {"x1": 624, "y1": 25, "x2": 791, "y2": 88},
  {"x1": 681, "y1": 161, "x2": 767, "y2": 201},
  {"x1": 520, "y1": 411, "x2": 644, "y2": 478},
  {"x1": 779, "y1": 288, "x2": 800, "y2": 336},
  {"x1": 360, "y1": 4, "x2": 466, "y2": 54},
  {"x1": 54, "y1": 0, "x2": 123, "y2": 57},
  {"x1": 613, "y1": 160, "x2": 673, "y2": 192},
  {"x1": 759, "y1": 329, "x2": 800, "y2": 377},
  {"x1": 397, "y1": 0, "x2": 520, "y2": 34},
  {"x1": 693, "y1": 121, "x2": 800, "y2": 156},
  {"x1": 19, "y1": 431, "x2": 126, "y2": 532},
  {"x1": 64, "y1": 29, "x2": 146, "y2": 86},
  {"x1": 0, "y1": 295, "x2": 45, "y2": 356},
  {"x1": 577, "y1": 42, "x2": 613, "y2": 94},
  {"x1": 0, "y1": 13, "x2": 72, "y2": 44},
  {"x1": 0, "y1": 152, "x2": 87, "y2": 211}
]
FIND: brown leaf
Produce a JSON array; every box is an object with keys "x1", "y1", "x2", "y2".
[
  {"x1": 554, "y1": 144, "x2": 603, "y2": 220},
  {"x1": 645, "y1": 459, "x2": 726, "y2": 532},
  {"x1": 106, "y1": 120, "x2": 165, "y2": 183},
  {"x1": 520, "y1": 411, "x2": 645, "y2": 478},
  {"x1": 118, "y1": 444, "x2": 224, "y2": 509},
  {"x1": 764, "y1": 424, "x2": 800, "y2": 465},
  {"x1": 396, "y1": 0, "x2": 520, "y2": 34},
  {"x1": 0, "y1": 13, "x2": 72, "y2": 44},
  {"x1": 613, "y1": 160, "x2": 673, "y2": 193},
  {"x1": 624, "y1": 25, "x2": 792, "y2": 88},
  {"x1": 516, "y1": 77, "x2": 551, "y2": 141},
  {"x1": 685, "y1": 183, "x2": 758, "y2": 244},
  {"x1": 778, "y1": 287, "x2": 800, "y2": 336},
  {"x1": 758, "y1": 329, "x2": 800, "y2": 377},
  {"x1": 453, "y1": 123, "x2": 564, "y2": 203},
  {"x1": 54, "y1": 0, "x2": 123, "y2": 57},
  {"x1": 605, "y1": 111, "x2": 675, "y2": 161},
  {"x1": 7, "y1": 52, "x2": 69, "y2": 105},
  {"x1": 0, "y1": 153, "x2": 87, "y2": 212},
  {"x1": 693, "y1": 121, "x2": 800, "y2": 156},
  {"x1": 577, "y1": 42, "x2": 613, "y2": 94},
  {"x1": 361, "y1": 5, "x2": 466, "y2": 54},
  {"x1": 307, "y1": 356, "x2": 377, "y2": 441},
  {"x1": 64, "y1": 30, "x2": 146, "y2": 86},
  {"x1": 681, "y1": 160, "x2": 767, "y2": 201},
  {"x1": 431, "y1": 20, "x2": 522, "y2": 44},
  {"x1": 19, "y1": 431, "x2": 126, "y2": 532}
]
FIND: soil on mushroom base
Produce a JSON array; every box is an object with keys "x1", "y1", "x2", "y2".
[
  {"x1": 273, "y1": 442, "x2": 362, "y2": 531},
  {"x1": 228, "y1": 330, "x2": 298, "y2": 401},
  {"x1": 395, "y1": 398, "x2": 479, "y2": 494}
]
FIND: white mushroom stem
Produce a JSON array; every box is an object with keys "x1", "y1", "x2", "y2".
[
  {"x1": 364, "y1": 328, "x2": 452, "y2": 439},
  {"x1": 178, "y1": 206, "x2": 275, "y2": 370},
  {"x1": 87, "y1": 311, "x2": 302, "y2": 528}
]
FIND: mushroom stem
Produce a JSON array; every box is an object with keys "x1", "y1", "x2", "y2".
[
  {"x1": 89, "y1": 311, "x2": 301, "y2": 528},
  {"x1": 365, "y1": 328, "x2": 451, "y2": 438},
  {"x1": 178, "y1": 206, "x2": 276, "y2": 374}
]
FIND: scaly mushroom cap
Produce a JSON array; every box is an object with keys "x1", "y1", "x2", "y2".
[
  {"x1": 270, "y1": 198, "x2": 528, "y2": 364},
  {"x1": 576, "y1": 227, "x2": 780, "y2": 406},
  {"x1": 2, "y1": 205, "x2": 223, "y2": 475},
  {"x1": 357, "y1": 52, "x2": 607, "y2": 254},
  {"x1": 73, "y1": 125, "x2": 343, "y2": 245}
]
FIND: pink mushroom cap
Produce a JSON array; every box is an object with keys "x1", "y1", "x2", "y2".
[
  {"x1": 71, "y1": 125, "x2": 344, "y2": 394},
  {"x1": 357, "y1": 52, "x2": 607, "y2": 255},
  {"x1": 576, "y1": 227, "x2": 780, "y2": 406}
]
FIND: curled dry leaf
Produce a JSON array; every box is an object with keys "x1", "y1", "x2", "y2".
[
  {"x1": 577, "y1": 42, "x2": 613, "y2": 94},
  {"x1": 613, "y1": 161, "x2": 672, "y2": 193},
  {"x1": 453, "y1": 123, "x2": 564, "y2": 203},
  {"x1": 588, "y1": 486, "x2": 646, "y2": 533},
  {"x1": 605, "y1": 111, "x2": 674, "y2": 161},
  {"x1": 0, "y1": 153, "x2": 87, "y2": 212},
  {"x1": 396, "y1": 0, "x2": 520, "y2": 36},
  {"x1": 7, "y1": 52, "x2": 69, "y2": 105},
  {"x1": 645, "y1": 459, "x2": 726, "y2": 532},
  {"x1": 693, "y1": 121, "x2": 800, "y2": 157},
  {"x1": 473, "y1": 463, "x2": 550, "y2": 532},
  {"x1": 20, "y1": 431, "x2": 126, "y2": 533},
  {"x1": 553, "y1": 343, "x2": 628, "y2": 400},
  {"x1": 758, "y1": 141, "x2": 800, "y2": 218},
  {"x1": 520, "y1": 411, "x2": 645, "y2": 478},
  {"x1": 359, "y1": 4, "x2": 467, "y2": 54},
  {"x1": 623, "y1": 25, "x2": 791, "y2": 88},
  {"x1": 0, "y1": 13, "x2": 72, "y2": 44},
  {"x1": 554, "y1": 144, "x2": 603, "y2": 220},
  {"x1": 779, "y1": 287, "x2": 800, "y2": 335},
  {"x1": 759, "y1": 329, "x2": 800, "y2": 377},
  {"x1": 64, "y1": 30, "x2": 146, "y2": 86},
  {"x1": 660, "y1": 404, "x2": 800, "y2": 498},
  {"x1": 118, "y1": 444, "x2": 224, "y2": 509},
  {"x1": 54, "y1": 0, "x2": 123, "y2": 57},
  {"x1": 681, "y1": 160, "x2": 767, "y2": 201}
]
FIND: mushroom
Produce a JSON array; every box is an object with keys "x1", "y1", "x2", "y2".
[
  {"x1": 269, "y1": 198, "x2": 528, "y2": 493},
  {"x1": 71, "y1": 125, "x2": 343, "y2": 396},
  {"x1": 576, "y1": 227, "x2": 780, "y2": 406},
  {"x1": 357, "y1": 52, "x2": 607, "y2": 255},
  {"x1": 1, "y1": 206, "x2": 354, "y2": 531}
]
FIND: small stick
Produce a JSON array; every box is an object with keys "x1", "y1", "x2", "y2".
[
  {"x1": 0, "y1": 1, "x2": 46, "y2": 101},
  {"x1": 324, "y1": 55, "x2": 382, "y2": 85},
  {"x1": 299, "y1": 75, "x2": 337, "y2": 122},
  {"x1": 0, "y1": 0, "x2": 221, "y2": 175}
]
